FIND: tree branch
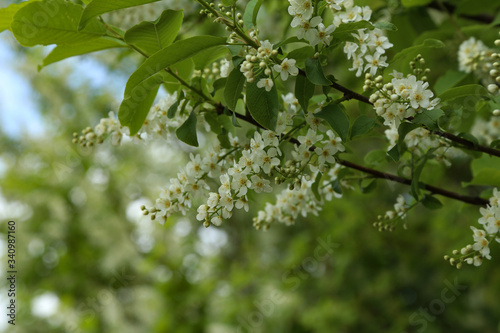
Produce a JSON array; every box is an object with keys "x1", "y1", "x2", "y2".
[
  {"x1": 335, "y1": 159, "x2": 489, "y2": 206},
  {"x1": 298, "y1": 70, "x2": 500, "y2": 158},
  {"x1": 226, "y1": 107, "x2": 488, "y2": 206},
  {"x1": 431, "y1": 130, "x2": 500, "y2": 158}
]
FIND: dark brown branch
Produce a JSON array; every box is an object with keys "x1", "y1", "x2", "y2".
[
  {"x1": 287, "y1": 137, "x2": 487, "y2": 206},
  {"x1": 431, "y1": 131, "x2": 500, "y2": 158},
  {"x1": 219, "y1": 101, "x2": 489, "y2": 206},
  {"x1": 297, "y1": 70, "x2": 500, "y2": 158},
  {"x1": 336, "y1": 159, "x2": 489, "y2": 206},
  {"x1": 329, "y1": 81, "x2": 372, "y2": 105},
  {"x1": 286, "y1": 136, "x2": 487, "y2": 206}
]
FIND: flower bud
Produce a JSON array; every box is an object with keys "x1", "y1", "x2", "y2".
[{"x1": 488, "y1": 84, "x2": 499, "y2": 93}]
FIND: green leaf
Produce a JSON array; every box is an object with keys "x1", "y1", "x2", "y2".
[
  {"x1": 333, "y1": 20, "x2": 373, "y2": 34},
  {"x1": 491, "y1": 139, "x2": 500, "y2": 149},
  {"x1": 119, "y1": 36, "x2": 225, "y2": 132},
  {"x1": 387, "y1": 145, "x2": 400, "y2": 162},
  {"x1": 434, "y1": 70, "x2": 469, "y2": 95},
  {"x1": 39, "y1": 37, "x2": 126, "y2": 69},
  {"x1": 411, "y1": 155, "x2": 428, "y2": 200},
  {"x1": 359, "y1": 178, "x2": 377, "y2": 194},
  {"x1": 374, "y1": 21, "x2": 398, "y2": 31},
  {"x1": 421, "y1": 195, "x2": 443, "y2": 210},
  {"x1": 311, "y1": 172, "x2": 322, "y2": 201},
  {"x1": 11, "y1": 0, "x2": 106, "y2": 46},
  {"x1": 218, "y1": 128, "x2": 232, "y2": 149},
  {"x1": 224, "y1": 68, "x2": 246, "y2": 111},
  {"x1": 0, "y1": 1, "x2": 42, "y2": 33},
  {"x1": 246, "y1": 76, "x2": 279, "y2": 131},
  {"x1": 469, "y1": 169, "x2": 500, "y2": 188},
  {"x1": 123, "y1": 36, "x2": 226, "y2": 98},
  {"x1": 412, "y1": 109, "x2": 444, "y2": 131},
  {"x1": 295, "y1": 75, "x2": 315, "y2": 112},
  {"x1": 252, "y1": 0, "x2": 264, "y2": 27},
  {"x1": 364, "y1": 149, "x2": 388, "y2": 167},
  {"x1": 456, "y1": 0, "x2": 500, "y2": 15},
  {"x1": 401, "y1": 0, "x2": 432, "y2": 7},
  {"x1": 167, "y1": 101, "x2": 178, "y2": 119},
  {"x1": 389, "y1": 39, "x2": 444, "y2": 69},
  {"x1": 124, "y1": 9, "x2": 183, "y2": 55},
  {"x1": 221, "y1": 0, "x2": 237, "y2": 6},
  {"x1": 466, "y1": 155, "x2": 500, "y2": 187},
  {"x1": 176, "y1": 111, "x2": 199, "y2": 147},
  {"x1": 315, "y1": 103, "x2": 350, "y2": 142},
  {"x1": 162, "y1": 58, "x2": 195, "y2": 93},
  {"x1": 438, "y1": 84, "x2": 489, "y2": 103},
  {"x1": 243, "y1": 0, "x2": 263, "y2": 29},
  {"x1": 119, "y1": 81, "x2": 162, "y2": 135},
  {"x1": 192, "y1": 46, "x2": 229, "y2": 70},
  {"x1": 492, "y1": 11, "x2": 500, "y2": 26},
  {"x1": 287, "y1": 46, "x2": 315, "y2": 67},
  {"x1": 458, "y1": 132, "x2": 479, "y2": 148},
  {"x1": 350, "y1": 115, "x2": 376, "y2": 139},
  {"x1": 305, "y1": 58, "x2": 331, "y2": 86},
  {"x1": 79, "y1": 0, "x2": 161, "y2": 30},
  {"x1": 275, "y1": 36, "x2": 305, "y2": 48},
  {"x1": 232, "y1": 112, "x2": 241, "y2": 128},
  {"x1": 204, "y1": 112, "x2": 223, "y2": 134}
]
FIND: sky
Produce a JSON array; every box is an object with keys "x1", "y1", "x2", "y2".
[
  {"x1": 0, "y1": 35, "x2": 45, "y2": 138},
  {"x1": 0, "y1": 32, "x2": 129, "y2": 140}
]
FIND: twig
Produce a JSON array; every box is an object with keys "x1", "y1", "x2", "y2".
[
  {"x1": 226, "y1": 108, "x2": 488, "y2": 206},
  {"x1": 297, "y1": 69, "x2": 500, "y2": 158}
]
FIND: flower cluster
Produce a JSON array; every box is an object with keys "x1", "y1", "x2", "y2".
[
  {"x1": 275, "y1": 93, "x2": 300, "y2": 134},
  {"x1": 143, "y1": 145, "x2": 235, "y2": 225},
  {"x1": 369, "y1": 71, "x2": 440, "y2": 129},
  {"x1": 344, "y1": 27, "x2": 392, "y2": 77},
  {"x1": 288, "y1": 0, "x2": 337, "y2": 47},
  {"x1": 294, "y1": 128, "x2": 345, "y2": 173},
  {"x1": 471, "y1": 113, "x2": 500, "y2": 145},
  {"x1": 73, "y1": 112, "x2": 126, "y2": 147},
  {"x1": 457, "y1": 34, "x2": 500, "y2": 93},
  {"x1": 147, "y1": 97, "x2": 347, "y2": 229},
  {"x1": 73, "y1": 93, "x2": 192, "y2": 147},
  {"x1": 253, "y1": 164, "x2": 343, "y2": 230},
  {"x1": 458, "y1": 37, "x2": 489, "y2": 74},
  {"x1": 385, "y1": 127, "x2": 460, "y2": 166},
  {"x1": 447, "y1": 189, "x2": 500, "y2": 268},
  {"x1": 338, "y1": 4, "x2": 393, "y2": 77},
  {"x1": 239, "y1": 40, "x2": 299, "y2": 90},
  {"x1": 196, "y1": 130, "x2": 281, "y2": 227},
  {"x1": 193, "y1": 57, "x2": 233, "y2": 81},
  {"x1": 373, "y1": 194, "x2": 408, "y2": 232},
  {"x1": 288, "y1": 0, "x2": 393, "y2": 78}
]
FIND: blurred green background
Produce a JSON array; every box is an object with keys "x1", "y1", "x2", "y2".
[{"x1": 1, "y1": 0, "x2": 500, "y2": 332}]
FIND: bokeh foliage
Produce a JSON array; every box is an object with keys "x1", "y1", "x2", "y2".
[{"x1": 1, "y1": 0, "x2": 500, "y2": 332}]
